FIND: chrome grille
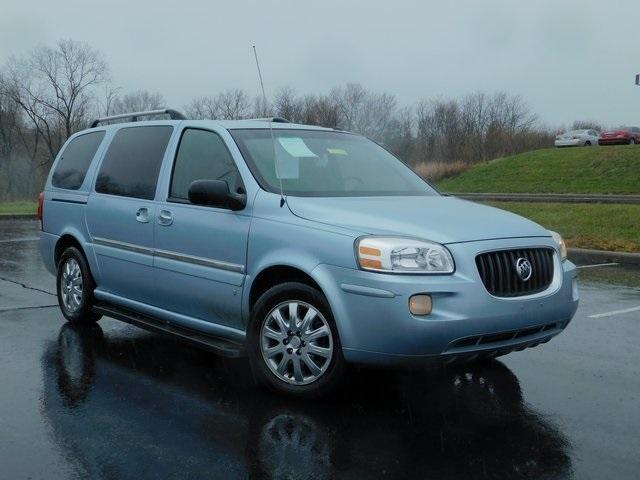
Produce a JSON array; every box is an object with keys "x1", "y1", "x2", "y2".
[{"x1": 476, "y1": 248, "x2": 555, "y2": 298}]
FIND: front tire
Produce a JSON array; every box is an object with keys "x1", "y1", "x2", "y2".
[
  {"x1": 584, "y1": 141, "x2": 592, "y2": 146},
  {"x1": 56, "y1": 247, "x2": 101, "y2": 324},
  {"x1": 248, "y1": 282, "x2": 345, "y2": 397},
  {"x1": 630, "y1": 138, "x2": 636, "y2": 145}
]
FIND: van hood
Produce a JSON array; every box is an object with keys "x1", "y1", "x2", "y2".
[{"x1": 286, "y1": 195, "x2": 550, "y2": 244}]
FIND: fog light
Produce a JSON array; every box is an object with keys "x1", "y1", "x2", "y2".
[{"x1": 409, "y1": 294, "x2": 432, "y2": 315}]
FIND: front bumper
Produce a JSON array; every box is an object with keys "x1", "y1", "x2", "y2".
[{"x1": 312, "y1": 237, "x2": 579, "y2": 366}]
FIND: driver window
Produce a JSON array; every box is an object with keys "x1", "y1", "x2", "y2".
[{"x1": 170, "y1": 129, "x2": 241, "y2": 201}]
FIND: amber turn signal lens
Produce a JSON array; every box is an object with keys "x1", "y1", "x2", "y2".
[
  {"x1": 409, "y1": 294, "x2": 432, "y2": 316},
  {"x1": 360, "y1": 258, "x2": 383, "y2": 269},
  {"x1": 359, "y1": 246, "x2": 381, "y2": 256}
]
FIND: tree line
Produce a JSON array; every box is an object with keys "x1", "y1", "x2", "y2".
[{"x1": 0, "y1": 39, "x2": 583, "y2": 201}]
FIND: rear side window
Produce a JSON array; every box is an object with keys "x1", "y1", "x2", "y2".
[
  {"x1": 96, "y1": 126, "x2": 173, "y2": 200},
  {"x1": 52, "y1": 131, "x2": 105, "y2": 189},
  {"x1": 170, "y1": 129, "x2": 242, "y2": 201}
]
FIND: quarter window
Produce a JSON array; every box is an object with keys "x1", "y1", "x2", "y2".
[
  {"x1": 52, "y1": 131, "x2": 105, "y2": 189},
  {"x1": 170, "y1": 129, "x2": 241, "y2": 201},
  {"x1": 96, "y1": 126, "x2": 173, "y2": 200}
]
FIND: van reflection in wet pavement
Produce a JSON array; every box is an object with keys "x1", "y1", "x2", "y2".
[{"x1": 43, "y1": 323, "x2": 571, "y2": 479}]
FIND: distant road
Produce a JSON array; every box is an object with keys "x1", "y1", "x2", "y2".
[{"x1": 449, "y1": 193, "x2": 640, "y2": 204}]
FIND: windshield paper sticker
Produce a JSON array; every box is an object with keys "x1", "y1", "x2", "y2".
[{"x1": 277, "y1": 137, "x2": 318, "y2": 158}]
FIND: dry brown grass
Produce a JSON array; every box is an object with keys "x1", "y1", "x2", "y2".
[{"x1": 414, "y1": 161, "x2": 469, "y2": 182}]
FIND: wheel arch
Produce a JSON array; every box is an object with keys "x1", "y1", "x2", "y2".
[
  {"x1": 54, "y1": 232, "x2": 99, "y2": 285},
  {"x1": 55, "y1": 234, "x2": 86, "y2": 266},
  {"x1": 247, "y1": 264, "x2": 324, "y2": 316}
]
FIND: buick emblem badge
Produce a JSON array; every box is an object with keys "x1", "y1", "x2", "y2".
[{"x1": 515, "y1": 258, "x2": 533, "y2": 281}]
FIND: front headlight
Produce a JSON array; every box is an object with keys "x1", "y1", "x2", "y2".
[
  {"x1": 549, "y1": 230, "x2": 567, "y2": 261},
  {"x1": 356, "y1": 236, "x2": 455, "y2": 274}
]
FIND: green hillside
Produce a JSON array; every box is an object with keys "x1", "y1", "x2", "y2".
[
  {"x1": 437, "y1": 145, "x2": 640, "y2": 194},
  {"x1": 485, "y1": 202, "x2": 640, "y2": 252}
]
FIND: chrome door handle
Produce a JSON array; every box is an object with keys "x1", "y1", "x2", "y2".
[
  {"x1": 158, "y1": 210, "x2": 173, "y2": 226},
  {"x1": 136, "y1": 207, "x2": 149, "y2": 223}
]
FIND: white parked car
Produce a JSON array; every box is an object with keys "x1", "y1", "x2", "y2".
[{"x1": 554, "y1": 129, "x2": 599, "y2": 147}]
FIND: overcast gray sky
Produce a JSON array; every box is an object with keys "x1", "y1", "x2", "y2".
[{"x1": 1, "y1": 0, "x2": 637, "y2": 127}]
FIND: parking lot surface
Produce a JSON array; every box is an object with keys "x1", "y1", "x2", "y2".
[{"x1": 1, "y1": 220, "x2": 639, "y2": 479}]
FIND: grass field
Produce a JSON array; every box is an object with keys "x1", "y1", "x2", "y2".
[
  {"x1": 437, "y1": 145, "x2": 640, "y2": 194},
  {"x1": 486, "y1": 201, "x2": 640, "y2": 252},
  {"x1": 0, "y1": 201, "x2": 38, "y2": 215}
]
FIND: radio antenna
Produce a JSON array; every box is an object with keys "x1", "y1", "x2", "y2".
[{"x1": 252, "y1": 45, "x2": 285, "y2": 207}]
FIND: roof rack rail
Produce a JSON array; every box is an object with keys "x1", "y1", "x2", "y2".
[
  {"x1": 244, "y1": 117, "x2": 290, "y2": 123},
  {"x1": 90, "y1": 108, "x2": 186, "y2": 128}
]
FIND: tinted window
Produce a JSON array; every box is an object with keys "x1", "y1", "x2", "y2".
[
  {"x1": 96, "y1": 126, "x2": 173, "y2": 200},
  {"x1": 170, "y1": 129, "x2": 241, "y2": 201},
  {"x1": 52, "y1": 131, "x2": 105, "y2": 189}
]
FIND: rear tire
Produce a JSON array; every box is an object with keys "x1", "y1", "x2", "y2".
[
  {"x1": 247, "y1": 282, "x2": 346, "y2": 398},
  {"x1": 56, "y1": 247, "x2": 101, "y2": 324},
  {"x1": 584, "y1": 141, "x2": 592, "y2": 146},
  {"x1": 630, "y1": 138, "x2": 636, "y2": 145}
]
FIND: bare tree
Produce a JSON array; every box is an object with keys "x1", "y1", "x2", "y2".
[
  {"x1": 100, "y1": 84, "x2": 121, "y2": 117},
  {"x1": 185, "y1": 96, "x2": 218, "y2": 120},
  {"x1": 216, "y1": 89, "x2": 251, "y2": 119},
  {"x1": 298, "y1": 94, "x2": 320, "y2": 125},
  {"x1": 412, "y1": 91, "x2": 548, "y2": 166},
  {"x1": 0, "y1": 39, "x2": 108, "y2": 165},
  {"x1": 252, "y1": 94, "x2": 272, "y2": 118},
  {"x1": 0, "y1": 72, "x2": 48, "y2": 200},
  {"x1": 329, "y1": 83, "x2": 398, "y2": 140},
  {"x1": 185, "y1": 89, "x2": 251, "y2": 120},
  {"x1": 291, "y1": 93, "x2": 341, "y2": 128},
  {"x1": 0, "y1": 74, "x2": 21, "y2": 159},
  {"x1": 384, "y1": 106, "x2": 415, "y2": 163},
  {"x1": 333, "y1": 83, "x2": 367, "y2": 131},
  {"x1": 109, "y1": 89, "x2": 165, "y2": 115},
  {"x1": 359, "y1": 92, "x2": 397, "y2": 140},
  {"x1": 273, "y1": 86, "x2": 301, "y2": 121}
]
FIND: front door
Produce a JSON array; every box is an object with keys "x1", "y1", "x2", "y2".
[
  {"x1": 86, "y1": 125, "x2": 174, "y2": 305},
  {"x1": 152, "y1": 127, "x2": 250, "y2": 329}
]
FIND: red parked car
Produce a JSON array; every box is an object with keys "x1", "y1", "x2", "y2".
[{"x1": 598, "y1": 126, "x2": 640, "y2": 145}]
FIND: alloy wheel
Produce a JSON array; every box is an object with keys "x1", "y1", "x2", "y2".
[
  {"x1": 61, "y1": 258, "x2": 83, "y2": 313},
  {"x1": 260, "y1": 301, "x2": 334, "y2": 385}
]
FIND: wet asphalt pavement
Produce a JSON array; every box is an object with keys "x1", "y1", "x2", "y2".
[{"x1": 1, "y1": 220, "x2": 639, "y2": 480}]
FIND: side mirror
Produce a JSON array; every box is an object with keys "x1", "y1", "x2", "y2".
[{"x1": 188, "y1": 180, "x2": 246, "y2": 211}]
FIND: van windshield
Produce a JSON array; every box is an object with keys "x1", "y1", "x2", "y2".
[{"x1": 230, "y1": 129, "x2": 437, "y2": 197}]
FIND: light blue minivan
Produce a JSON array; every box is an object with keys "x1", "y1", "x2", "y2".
[{"x1": 39, "y1": 109, "x2": 579, "y2": 396}]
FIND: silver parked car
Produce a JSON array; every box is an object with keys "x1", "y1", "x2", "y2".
[{"x1": 554, "y1": 129, "x2": 599, "y2": 147}]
